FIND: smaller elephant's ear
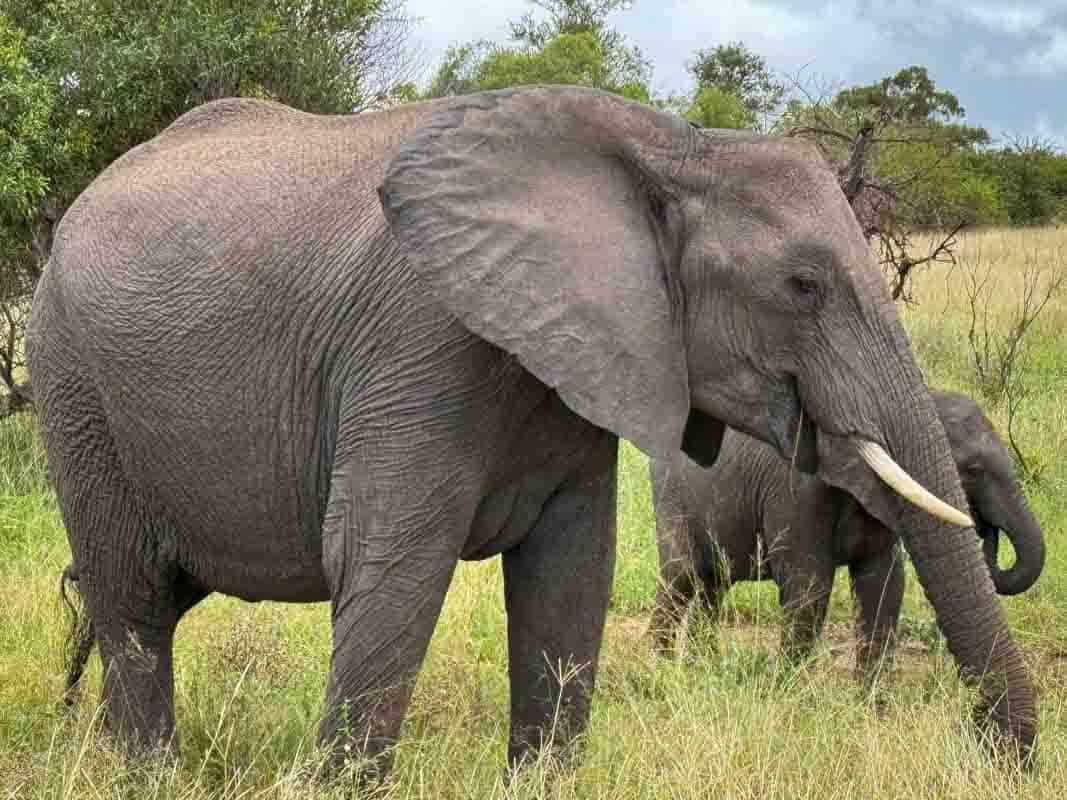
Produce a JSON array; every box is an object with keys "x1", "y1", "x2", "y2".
[{"x1": 379, "y1": 87, "x2": 693, "y2": 458}]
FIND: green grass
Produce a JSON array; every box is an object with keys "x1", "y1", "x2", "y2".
[{"x1": 2, "y1": 226, "x2": 1067, "y2": 797}]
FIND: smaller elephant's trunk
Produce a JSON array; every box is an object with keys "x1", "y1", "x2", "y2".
[{"x1": 980, "y1": 498, "x2": 1046, "y2": 596}]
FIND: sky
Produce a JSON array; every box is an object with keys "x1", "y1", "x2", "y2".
[{"x1": 403, "y1": 0, "x2": 1067, "y2": 148}]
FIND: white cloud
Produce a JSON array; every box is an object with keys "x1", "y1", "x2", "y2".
[
  {"x1": 1033, "y1": 111, "x2": 1067, "y2": 148},
  {"x1": 620, "y1": 0, "x2": 889, "y2": 94},
  {"x1": 1012, "y1": 28, "x2": 1067, "y2": 76},
  {"x1": 962, "y1": 26, "x2": 1067, "y2": 78},
  {"x1": 961, "y1": 4, "x2": 1049, "y2": 36},
  {"x1": 405, "y1": 0, "x2": 527, "y2": 70},
  {"x1": 962, "y1": 44, "x2": 1008, "y2": 78}
]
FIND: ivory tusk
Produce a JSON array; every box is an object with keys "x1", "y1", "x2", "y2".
[{"x1": 856, "y1": 440, "x2": 974, "y2": 528}]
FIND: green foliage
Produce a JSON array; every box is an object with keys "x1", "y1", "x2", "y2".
[
  {"x1": 832, "y1": 66, "x2": 970, "y2": 127},
  {"x1": 46, "y1": 0, "x2": 396, "y2": 160},
  {"x1": 0, "y1": 0, "x2": 411, "y2": 397},
  {"x1": 508, "y1": 0, "x2": 632, "y2": 48},
  {"x1": 684, "y1": 85, "x2": 754, "y2": 129},
  {"x1": 476, "y1": 31, "x2": 650, "y2": 101},
  {"x1": 780, "y1": 66, "x2": 1006, "y2": 229},
  {"x1": 422, "y1": 43, "x2": 490, "y2": 99},
  {"x1": 687, "y1": 41, "x2": 784, "y2": 122},
  {"x1": 0, "y1": 17, "x2": 61, "y2": 219},
  {"x1": 967, "y1": 141, "x2": 1067, "y2": 226},
  {"x1": 421, "y1": 0, "x2": 652, "y2": 102},
  {"x1": 876, "y1": 137, "x2": 1007, "y2": 226}
]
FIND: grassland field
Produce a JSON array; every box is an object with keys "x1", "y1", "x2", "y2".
[{"x1": 1, "y1": 226, "x2": 1066, "y2": 798}]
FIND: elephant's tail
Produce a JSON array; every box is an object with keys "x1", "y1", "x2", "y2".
[{"x1": 59, "y1": 563, "x2": 95, "y2": 709}]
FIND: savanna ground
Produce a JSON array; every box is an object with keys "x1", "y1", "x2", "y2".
[{"x1": 1, "y1": 227, "x2": 1066, "y2": 798}]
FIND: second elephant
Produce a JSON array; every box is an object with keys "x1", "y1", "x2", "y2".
[{"x1": 649, "y1": 390, "x2": 1045, "y2": 680}]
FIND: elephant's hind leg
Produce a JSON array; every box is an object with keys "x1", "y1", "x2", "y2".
[
  {"x1": 53, "y1": 450, "x2": 184, "y2": 753},
  {"x1": 37, "y1": 370, "x2": 186, "y2": 755}
]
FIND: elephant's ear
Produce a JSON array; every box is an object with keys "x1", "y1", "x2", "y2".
[{"x1": 379, "y1": 87, "x2": 693, "y2": 458}]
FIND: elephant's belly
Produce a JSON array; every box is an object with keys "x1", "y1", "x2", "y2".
[
  {"x1": 101, "y1": 401, "x2": 333, "y2": 602},
  {"x1": 139, "y1": 462, "x2": 332, "y2": 603},
  {"x1": 177, "y1": 523, "x2": 331, "y2": 604},
  {"x1": 183, "y1": 548, "x2": 331, "y2": 604}
]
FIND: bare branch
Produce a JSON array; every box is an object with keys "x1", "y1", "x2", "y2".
[{"x1": 963, "y1": 244, "x2": 1066, "y2": 481}]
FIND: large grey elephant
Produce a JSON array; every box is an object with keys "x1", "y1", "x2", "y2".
[
  {"x1": 649, "y1": 390, "x2": 1045, "y2": 684},
  {"x1": 27, "y1": 86, "x2": 1035, "y2": 775}
]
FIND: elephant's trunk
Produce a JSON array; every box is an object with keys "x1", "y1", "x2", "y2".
[
  {"x1": 888, "y1": 419, "x2": 1035, "y2": 762},
  {"x1": 811, "y1": 366, "x2": 1037, "y2": 766},
  {"x1": 979, "y1": 495, "x2": 1046, "y2": 596},
  {"x1": 895, "y1": 489, "x2": 1036, "y2": 764}
]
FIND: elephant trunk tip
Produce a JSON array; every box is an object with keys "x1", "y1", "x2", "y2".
[{"x1": 986, "y1": 532, "x2": 1045, "y2": 597}]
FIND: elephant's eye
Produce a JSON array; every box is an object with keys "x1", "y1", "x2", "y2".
[{"x1": 787, "y1": 274, "x2": 822, "y2": 305}]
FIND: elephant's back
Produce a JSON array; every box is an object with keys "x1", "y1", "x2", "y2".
[
  {"x1": 41, "y1": 95, "x2": 457, "y2": 390},
  {"x1": 48, "y1": 95, "x2": 458, "y2": 300}
]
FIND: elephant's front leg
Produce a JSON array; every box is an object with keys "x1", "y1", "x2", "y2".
[
  {"x1": 849, "y1": 540, "x2": 905, "y2": 686},
  {"x1": 502, "y1": 431, "x2": 618, "y2": 772},
  {"x1": 649, "y1": 522, "x2": 700, "y2": 659},
  {"x1": 317, "y1": 456, "x2": 465, "y2": 780}
]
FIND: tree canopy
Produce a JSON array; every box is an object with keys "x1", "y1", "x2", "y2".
[
  {"x1": 422, "y1": 0, "x2": 652, "y2": 102},
  {"x1": 687, "y1": 42, "x2": 784, "y2": 126},
  {"x1": 0, "y1": 0, "x2": 415, "y2": 402}
]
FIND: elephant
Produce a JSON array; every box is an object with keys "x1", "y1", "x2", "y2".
[
  {"x1": 26, "y1": 85, "x2": 1035, "y2": 777},
  {"x1": 648, "y1": 390, "x2": 1045, "y2": 685}
]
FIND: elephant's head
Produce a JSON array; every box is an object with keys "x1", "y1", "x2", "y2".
[
  {"x1": 935, "y1": 390, "x2": 1045, "y2": 596},
  {"x1": 379, "y1": 86, "x2": 1035, "y2": 763}
]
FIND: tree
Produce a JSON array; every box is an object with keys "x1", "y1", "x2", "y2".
[
  {"x1": 782, "y1": 66, "x2": 994, "y2": 301},
  {"x1": 0, "y1": 12, "x2": 78, "y2": 409},
  {"x1": 832, "y1": 65, "x2": 969, "y2": 127},
  {"x1": 687, "y1": 42, "x2": 784, "y2": 128},
  {"x1": 508, "y1": 0, "x2": 633, "y2": 47},
  {"x1": 683, "y1": 86, "x2": 753, "y2": 129},
  {"x1": 0, "y1": 0, "x2": 417, "y2": 409},
  {"x1": 968, "y1": 138, "x2": 1067, "y2": 225},
  {"x1": 422, "y1": 0, "x2": 652, "y2": 102}
]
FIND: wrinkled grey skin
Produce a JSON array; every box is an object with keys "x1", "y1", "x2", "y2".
[
  {"x1": 649, "y1": 390, "x2": 1045, "y2": 683},
  {"x1": 27, "y1": 86, "x2": 1035, "y2": 775}
]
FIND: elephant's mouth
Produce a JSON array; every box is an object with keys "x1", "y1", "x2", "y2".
[
  {"x1": 978, "y1": 514, "x2": 1003, "y2": 563},
  {"x1": 977, "y1": 513, "x2": 1020, "y2": 595},
  {"x1": 767, "y1": 375, "x2": 818, "y2": 474}
]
